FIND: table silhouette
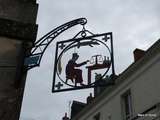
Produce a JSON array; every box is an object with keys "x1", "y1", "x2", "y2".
[{"x1": 86, "y1": 63, "x2": 110, "y2": 84}]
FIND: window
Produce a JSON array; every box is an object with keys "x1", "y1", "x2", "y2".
[
  {"x1": 121, "y1": 90, "x2": 133, "y2": 120},
  {"x1": 93, "y1": 112, "x2": 100, "y2": 120}
]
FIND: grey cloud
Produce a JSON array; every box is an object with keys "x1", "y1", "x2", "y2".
[{"x1": 21, "y1": 0, "x2": 160, "y2": 120}]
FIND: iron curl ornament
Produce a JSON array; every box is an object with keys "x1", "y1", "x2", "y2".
[{"x1": 24, "y1": 18, "x2": 115, "y2": 93}]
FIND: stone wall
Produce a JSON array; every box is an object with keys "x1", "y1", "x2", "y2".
[
  {"x1": 0, "y1": 0, "x2": 38, "y2": 120},
  {"x1": 0, "y1": 0, "x2": 38, "y2": 23}
]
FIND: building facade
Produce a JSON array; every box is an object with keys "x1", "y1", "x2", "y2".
[
  {"x1": 0, "y1": 0, "x2": 38, "y2": 120},
  {"x1": 71, "y1": 39, "x2": 160, "y2": 120}
]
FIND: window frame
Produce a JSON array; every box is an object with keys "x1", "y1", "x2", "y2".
[{"x1": 121, "y1": 89, "x2": 133, "y2": 120}]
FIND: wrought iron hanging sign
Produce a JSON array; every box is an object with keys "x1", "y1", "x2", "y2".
[
  {"x1": 24, "y1": 18, "x2": 115, "y2": 93},
  {"x1": 52, "y1": 28, "x2": 115, "y2": 92}
]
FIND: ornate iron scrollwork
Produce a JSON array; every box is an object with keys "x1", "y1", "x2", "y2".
[{"x1": 24, "y1": 18, "x2": 87, "y2": 69}]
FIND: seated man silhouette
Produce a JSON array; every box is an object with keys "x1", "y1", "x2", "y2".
[{"x1": 65, "y1": 53, "x2": 89, "y2": 86}]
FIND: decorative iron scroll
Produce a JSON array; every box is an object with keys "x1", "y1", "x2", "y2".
[
  {"x1": 52, "y1": 29, "x2": 115, "y2": 92},
  {"x1": 24, "y1": 18, "x2": 87, "y2": 69}
]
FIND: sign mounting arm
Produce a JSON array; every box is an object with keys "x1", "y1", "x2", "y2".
[{"x1": 25, "y1": 18, "x2": 87, "y2": 69}]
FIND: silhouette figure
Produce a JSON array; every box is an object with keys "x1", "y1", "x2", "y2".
[{"x1": 65, "y1": 53, "x2": 89, "y2": 86}]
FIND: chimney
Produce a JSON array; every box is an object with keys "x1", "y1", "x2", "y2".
[
  {"x1": 133, "y1": 48, "x2": 145, "y2": 62},
  {"x1": 62, "y1": 113, "x2": 70, "y2": 120},
  {"x1": 87, "y1": 93, "x2": 94, "y2": 104}
]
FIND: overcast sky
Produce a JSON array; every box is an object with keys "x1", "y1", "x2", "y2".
[{"x1": 20, "y1": 0, "x2": 160, "y2": 120}]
